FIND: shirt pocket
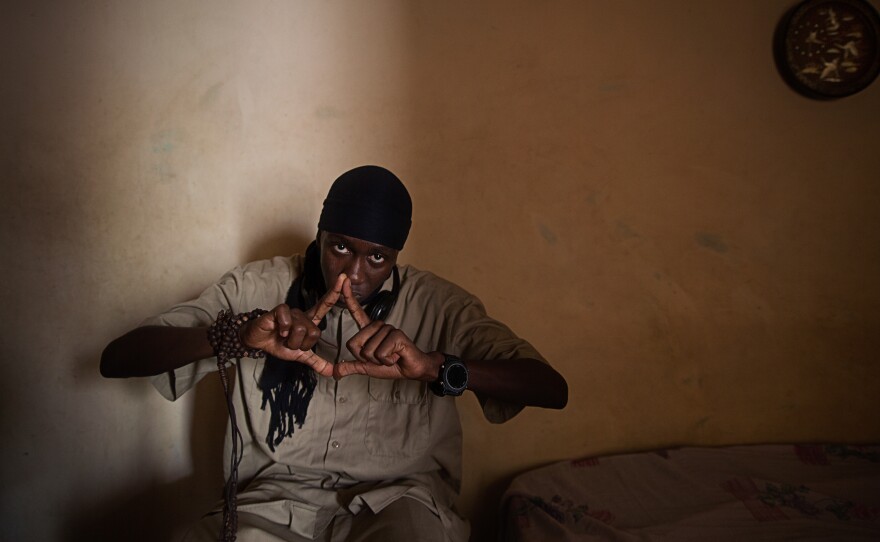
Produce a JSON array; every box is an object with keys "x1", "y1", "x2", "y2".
[
  {"x1": 236, "y1": 499, "x2": 323, "y2": 539},
  {"x1": 364, "y1": 378, "x2": 430, "y2": 458}
]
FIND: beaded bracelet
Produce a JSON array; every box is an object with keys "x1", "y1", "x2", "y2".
[
  {"x1": 207, "y1": 308, "x2": 268, "y2": 363},
  {"x1": 207, "y1": 308, "x2": 268, "y2": 541}
]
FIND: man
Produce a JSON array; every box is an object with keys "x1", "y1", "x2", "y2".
[{"x1": 101, "y1": 165, "x2": 567, "y2": 542}]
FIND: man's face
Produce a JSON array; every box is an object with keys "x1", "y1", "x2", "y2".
[{"x1": 317, "y1": 231, "x2": 399, "y2": 302}]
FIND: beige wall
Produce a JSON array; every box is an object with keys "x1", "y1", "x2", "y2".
[{"x1": 2, "y1": 1, "x2": 879, "y2": 540}]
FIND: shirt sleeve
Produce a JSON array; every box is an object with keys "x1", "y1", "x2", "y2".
[
  {"x1": 402, "y1": 270, "x2": 547, "y2": 424},
  {"x1": 143, "y1": 256, "x2": 298, "y2": 401},
  {"x1": 441, "y1": 293, "x2": 547, "y2": 424}
]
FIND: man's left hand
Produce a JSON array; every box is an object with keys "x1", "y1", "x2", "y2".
[{"x1": 333, "y1": 277, "x2": 442, "y2": 381}]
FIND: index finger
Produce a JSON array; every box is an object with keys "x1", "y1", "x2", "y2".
[
  {"x1": 308, "y1": 273, "x2": 346, "y2": 325},
  {"x1": 342, "y1": 277, "x2": 372, "y2": 329}
]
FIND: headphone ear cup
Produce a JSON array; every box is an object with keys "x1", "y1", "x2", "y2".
[
  {"x1": 365, "y1": 266, "x2": 401, "y2": 321},
  {"x1": 367, "y1": 291, "x2": 394, "y2": 321}
]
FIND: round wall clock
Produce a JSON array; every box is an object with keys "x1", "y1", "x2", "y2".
[{"x1": 776, "y1": 0, "x2": 880, "y2": 99}]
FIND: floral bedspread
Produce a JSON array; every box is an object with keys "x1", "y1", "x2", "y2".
[{"x1": 501, "y1": 445, "x2": 880, "y2": 541}]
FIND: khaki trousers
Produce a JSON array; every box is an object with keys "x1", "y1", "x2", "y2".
[{"x1": 184, "y1": 497, "x2": 449, "y2": 542}]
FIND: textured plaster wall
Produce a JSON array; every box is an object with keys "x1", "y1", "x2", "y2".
[{"x1": 2, "y1": 1, "x2": 879, "y2": 541}]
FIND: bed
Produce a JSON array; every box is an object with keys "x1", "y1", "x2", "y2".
[{"x1": 500, "y1": 444, "x2": 880, "y2": 541}]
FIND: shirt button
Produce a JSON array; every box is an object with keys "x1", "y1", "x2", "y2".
[
  {"x1": 331, "y1": 441, "x2": 340, "y2": 449},
  {"x1": 338, "y1": 396, "x2": 347, "y2": 404}
]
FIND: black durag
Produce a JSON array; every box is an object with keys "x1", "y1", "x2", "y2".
[{"x1": 258, "y1": 165, "x2": 412, "y2": 451}]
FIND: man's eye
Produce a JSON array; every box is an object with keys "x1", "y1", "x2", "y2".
[
  {"x1": 369, "y1": 254, "x2": 385, "y2": 264},
  {"x1": 333, "y1": 243, "x2": 349, "y2": 254}
]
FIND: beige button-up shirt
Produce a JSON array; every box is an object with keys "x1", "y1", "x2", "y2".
[{"x1": 147, "y1": 255, "x2": 546, "y2": 540}]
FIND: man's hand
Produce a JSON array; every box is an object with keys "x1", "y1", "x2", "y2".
[
  {"x1": 240, "y1": 274, "x2": 347, "y2": 377},
  {"x1": 334, "y1": 277, "x2": 442, "y2": 381}
]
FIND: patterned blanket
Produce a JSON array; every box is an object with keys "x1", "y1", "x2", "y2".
[{"x1": 501, "y1": 445, "x2": 880, "y2": 541}]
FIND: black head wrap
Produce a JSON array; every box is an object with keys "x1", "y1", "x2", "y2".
[
  {"x1": 259, "y1": 166, "x2": 411, "y2": 451},
  {"x1": 318, "y1": 165, "x2": 412, "y2": 250}
]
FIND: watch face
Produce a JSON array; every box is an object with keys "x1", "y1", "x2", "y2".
[{"x1": 445, "y1": 362, "x2": 468, "y2": 390}]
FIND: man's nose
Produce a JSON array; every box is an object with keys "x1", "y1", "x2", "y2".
[{"x1": 344, "y1": 259, "x2": 363, "y2": 284}]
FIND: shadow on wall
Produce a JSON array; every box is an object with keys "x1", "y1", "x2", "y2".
[
  {"x1": 64, "y1": 230, "x2": 313, "y2": 541},
  {"x1": 471, "y1": 474, "x2": 519, "y2": 542},
  {"x1": 63, "y1": 377, "x2": 228, "y2": 542}
]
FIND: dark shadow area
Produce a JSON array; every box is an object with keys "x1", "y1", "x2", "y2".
[
  {"x1": 63, "y1": 473, "x2": 208, "y2": 542},
  {"x1": 188, "y1": 369, "x2": 231, "y2": 505},
  {"x1": 66, "y1": 230, "x2": 313, "y2": 541},
  {"x1": 63, "y1": 370, "x2": 227, "y2": 542},
  {"x1": 471, "y1": 473, "x2": 516, "y2": 542}
]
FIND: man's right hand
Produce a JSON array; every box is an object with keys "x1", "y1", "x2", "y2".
[{"x1": 239, "y1": 273, "x2": 346, "y2": 377}]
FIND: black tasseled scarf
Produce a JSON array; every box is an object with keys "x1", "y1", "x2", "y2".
[{"x1": 258, "y1": 242, "x2": 325, "y2": 452}]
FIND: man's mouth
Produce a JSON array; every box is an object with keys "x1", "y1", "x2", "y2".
[
  {"x1": 350, "y1": 288, "x2": 365, "y2": 300},
  {"x1": 337, "y1": 291, "x2": 365, "y2": 305}
]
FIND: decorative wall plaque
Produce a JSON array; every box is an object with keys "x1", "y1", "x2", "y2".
[{"x1": 776, "y1": 0, "x2": 880, "y2": 99}]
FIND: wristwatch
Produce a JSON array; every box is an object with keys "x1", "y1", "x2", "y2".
[{"x1": 429, "y1": 354, "x2": 469, "y2": 397}]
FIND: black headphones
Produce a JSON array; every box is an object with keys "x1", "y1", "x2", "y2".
[
  {"x1": 288, "y1": 241, "x2": 400, "y2": 324},
  {"x1": 363, "y1": 265, "x2": 400, "y2": 321}
]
